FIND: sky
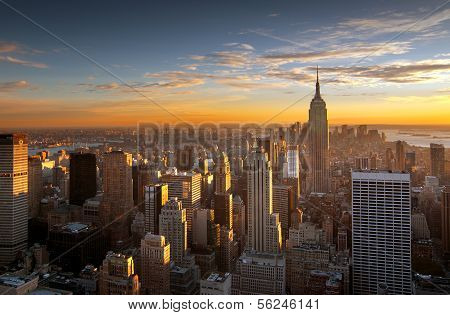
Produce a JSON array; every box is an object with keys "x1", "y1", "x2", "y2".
[{"x1": 0, "y1": 0, "x2": 449, "y2": 127}]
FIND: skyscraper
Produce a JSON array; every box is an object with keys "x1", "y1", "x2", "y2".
[
  {"x1": 442, "y1": 186, "x2": 450, "y2": 255},
  {"x1": 430, "y1": 143, "x2": 445, "y2": 178},
  {"x1": 159, "y1": 198, "x2": 187, "y2": 265},
  {"x1": 272, "y1": 184, "x2": 294, "y2": 247},
  {"x1": 308, "y1": 67, "x2": 329, "y2": 193},
  {"x1": 69, "y1": 152, "x2": 97, "y2": 206},
  {"x1": 28, "y1": 156, "x2": 42, "y2": 219},
  {"x1": 161, "y1": 170, "x2": 202, "y2": 246},
  {"x1": 140, "y1": 233, "x2": 171, "y2": 294},
  {"x1": 144, "y1": 183, "x2": 168, "y2": 234},
  {"x1": 395, "y1": 141, "x2": 406, "y2": 172},
  {"x1": 215, "y1": 152, "x2": 231, "y2": 194},
  {"x1": 99, "y1": 252, "x2": 140, "y2": 295},
  {"x1": 213, "y1": 152, "x2": 233, "y2": 230},
  {"x1": 352, "y1": 170, "x2": 412, "y2": 295},
  {"x1": 247, "y1": 145, "x2": 281, "y2": 253},
  {"x1": 100, "y1": 151, "x2": 134, "y2": 247},
  {"x1": 0, "y1": 134, "x2": 28, "y2": 266}
]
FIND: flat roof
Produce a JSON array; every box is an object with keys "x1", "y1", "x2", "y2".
[{"x1": 204, "y1": 272, "x2": 230, "y2": 283}]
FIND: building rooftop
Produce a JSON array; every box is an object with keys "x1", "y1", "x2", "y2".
[
  {"x1": 0, "y1": 275, "x2": 36, "y2": 288},
  {"x1": 203, "y1": 272, "x2": 230, "y2": 283},
  {"x1": 60, "y1": 222, "x2": 90, "y2": 233},
  {"x1": 239, "y1": 251, "x2": 285, "y2": 267}
]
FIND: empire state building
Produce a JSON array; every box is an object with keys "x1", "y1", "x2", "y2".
[{"x1": 308, "y1": 67, "x2": 330, "y2": 193}]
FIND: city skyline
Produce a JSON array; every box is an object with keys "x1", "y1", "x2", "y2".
[
  {"x1": 1, "y1": 0, "x2": 450, "y2": 127},
  {"x1": 1, "y1": 0, "x2": 450, "y2": 300}
]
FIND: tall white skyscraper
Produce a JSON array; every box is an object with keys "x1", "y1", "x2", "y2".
[
  {"x1": 308, "y1": 67, "x2": 330, "y2": 193},
  {"x1": 0, "y1": 134, "x2": 28, "y2": 266},
  {"x1": 247, "y1": 145, "x2": 281, "y2": 253},
  {"x1": 352, "y1": 170, "x2": 412, "y2": 295}
]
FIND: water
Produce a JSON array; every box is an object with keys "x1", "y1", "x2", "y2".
[
  {"x1": 28, "y1": 142, "x2": 104, "y2": 155},
  {"x1": 380, "y1": 128, "x2": 450, "y2": 147}
]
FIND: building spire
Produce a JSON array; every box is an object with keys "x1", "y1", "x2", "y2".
[
  {"x1": 315, "y1": 65, "x2": 321, "y2": 98},
  {"x1": 316, "y1": 65, "x2": 319, "y2": 83}
]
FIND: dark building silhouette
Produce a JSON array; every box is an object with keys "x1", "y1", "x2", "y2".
[
  {"x1": 48, "y1": 222, "x2": 106, "y2": 273},
  {"x1": 69, "y1": 152, "x2": 97, "y2": 206}
]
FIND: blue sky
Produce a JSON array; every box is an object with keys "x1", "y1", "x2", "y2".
[{"x1": 0, "y1": 0, "x2": 449, "y2": 126}]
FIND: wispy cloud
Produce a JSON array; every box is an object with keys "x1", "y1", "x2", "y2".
[
  {"x1": 189, "y1": 51, "x2": 253, "y2": 68},
  {"x1": 260, "y1": 42, "x2": 411, "y2": 64},
  {"x1": 0, "y1": 41, "x2": 18, "y2": 53},
  {"x1": 0, "y1": 55, "x2": 48, "y2": 68},
  {"x1": 267, "y1": 58, "x2": 450, "y2": 85},
  {"x1": 223, "y1": 43, "x2": 255, "y2": 50},
  {"x1": 0, "y1": 80, "x2": 30, "y2": 93}
]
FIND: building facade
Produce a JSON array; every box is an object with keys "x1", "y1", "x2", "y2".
[
  {"x1": 140, "y1": 233, "x2": 171, "y2": 294},
  {"x1": 0, "y1": 134, "x2": 28, "y2": 266},
  {"x1": 308, "y1": 68, "x2": 330, "y2": 193},
  {"x1": 352, "y1": 170, "x2": 412, "y2": 294}
]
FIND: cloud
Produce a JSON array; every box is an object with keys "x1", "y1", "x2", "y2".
[
  {"x1": 0, "y1": 80, "x2": 30, "y2": 93},
  {"x1": 0, "y1": 41, "x2": 18, "y2": 53},
  {"x1": 260, "y1": 42, "x2": 411, "y2": 64},
  {"x1": 78, "y1": 82, "x2": 121, "y2": 92},
  {"x1": 144, "y1": 70, "x2": 290, "y2": 91},
  {"x1": 338, "y1": 8, "x2": 450, "y2": 36},
  {"x1": 190, "y1": 51, "x2": 253, "y2": 68},
  {"x1": 435, "y1": 53, "x2": 450, "y2": 57},
  {"x1": 265, "y1": 58, "x2": 450, "y2": 86},
  {"x1": 383, "y1": 95, "x2": 450, "y2": 104},
  {"x1": 268, "y1": 13, "x2": 280, "y2": 17},
  {"x1": 247, "y1": 29, "x2": 312, "y2": 48},
  {"x1": 0, "y1": 55, "x2": 48, "y2": 68},
  {"x1": 224, "y1": 43, "x2": 255, "y2": 50},
  {"x1": 314, "y1": 59, "x2": 450, "y2": 83},
  {"x1": 181, "y1": 64, "x2": 198, "y2": 70}
]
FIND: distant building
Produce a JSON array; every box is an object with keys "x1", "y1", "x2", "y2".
[
  {"x1": 430, "y1": 143, "x2": 445, "y2": 179},
  {"x1": 0, "y1": 274, "x2": 39, "y2": 295},
  {"x1": 81, "y1": 194, "x2": 102, "y2": 225},
  {"x1": 69, "y1": 152, "x2": 97, "y2": 206},
  {"x1": 247, "y1": 145, "x2": 281, "y2": 253},
  {"x1": 159, "y1": 198, "x2": 187, "y2": 265},
  {"x1": 442, "y1": 186, "x2": 450, "y2": 255},
  {"x1": 395, "y1": 141, "x2": 406, "y2": 172},
  {"x1": 412, "y1": 213, "x2": 431, "y2": 240},
  {"x1": 200, "y1": 272, "x2": 231, "y2": 295},
  {"x1": 286, "y1": 243, "x2": 329, "y2": 294},
  {"x1": 308, "y1": 270, "x2": 343, "y2": 295},
  {"x1": 48, "y1": 222, "x2": 106, "y2": 273},
  {"x1": 144, "y1": 183, "x2": 168, "y2": 234},
  {"x1": 140, "y1": 233, "x2": 170, "y2": 294},
  {"x1": 354, "y1": 157, "x2": 369, "y2": 170},
  {"x1": 217, "y1": 226, "x2": 234, "y2": 273},
  {"x1": 192, "y1": 208, "x2": 218, "y2": 249},
  {"x1": 100, "y1": 151, "x2": 133, "y2": 247},
  {"x1": 99, "y1": 252, "x2": 140, "y2": 295},
  {"x1": 170, "y1": 265, "x2": 197, "y2": 295},
  {"x1": 161, "y1": 171, "x2": 202, "y2": 246},
  {"x1": 232, "y1": 251, "x2": 285, "y2": 295},
  {"x1": 273, "y1": 184, "x2": 295, "y2": 246},
  {"x1": 28, "y1": 156, "x2": 43, "y2": 219}
]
